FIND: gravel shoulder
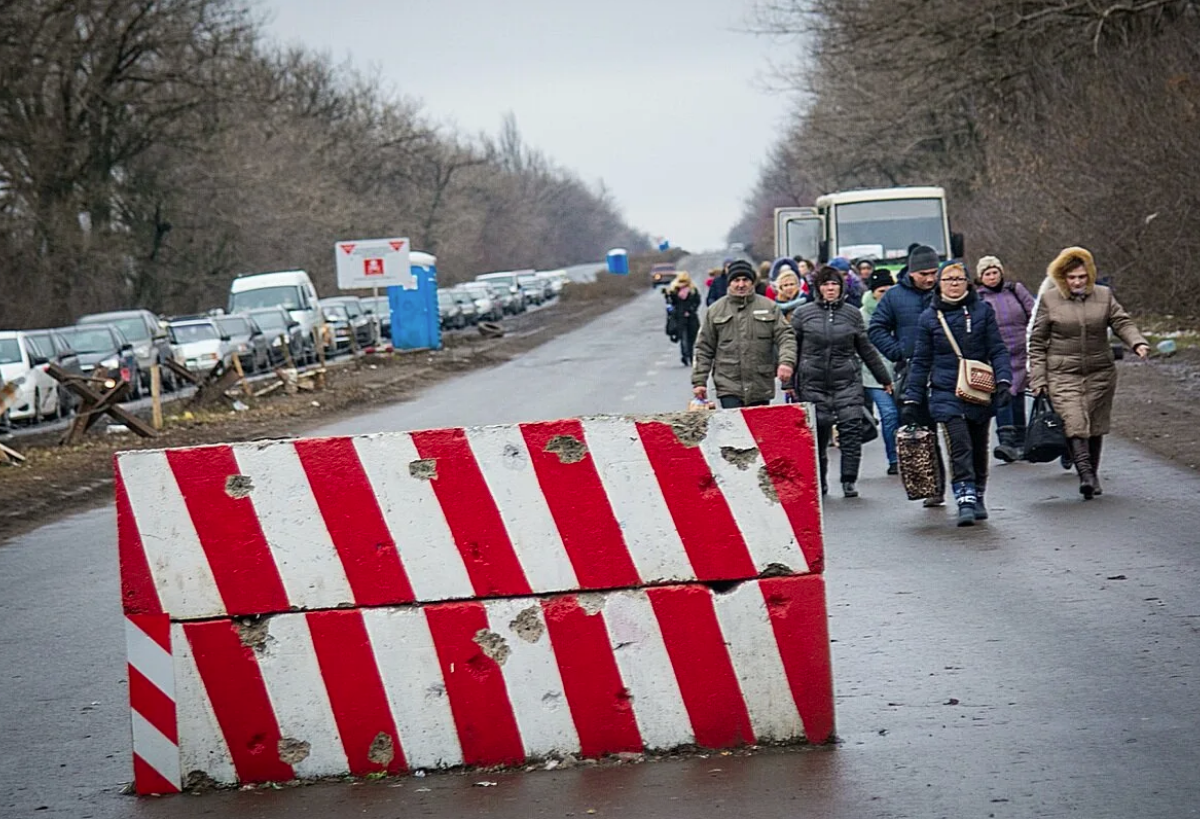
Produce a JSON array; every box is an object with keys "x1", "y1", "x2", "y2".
[{"x1": 1110, "y1": 347, "x2": 1200, "y2": 471}]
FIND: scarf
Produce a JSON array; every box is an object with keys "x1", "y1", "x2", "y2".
[
  {"x1": 940, "y1": 289, "x2": 969, "y2": 306},
  {"x1": 678, "y1": 286, "x2": 691, "y2": 300}
]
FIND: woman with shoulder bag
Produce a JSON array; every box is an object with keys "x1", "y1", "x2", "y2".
[
  {"x1": 902, "y1": 262, "x2": 1012, "y2": 526},
  {"x1": 975, "y1": 255, "x2": 1035, "y2": 462}
]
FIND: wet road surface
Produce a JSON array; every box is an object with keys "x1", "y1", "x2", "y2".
[{"x1": 3, "y1": 252, "x2": 1199, "y2": 818}]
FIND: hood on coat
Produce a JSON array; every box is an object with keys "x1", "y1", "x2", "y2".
[{"x1": 1047, "y1": 246, "x2": 1096, "y2": 298}]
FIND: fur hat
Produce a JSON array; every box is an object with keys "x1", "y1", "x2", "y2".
[
  {"x1": 976, "y1": 255, "x2": 1004, "y2": 280},
  {"x1": 866, "y1": 269, "x2": 895, "y2": 292},
  {"x1": 814, "y1": 265, "x2": 844, "y2": 288},
  {"x1": 726, "y1": 259, "x2": 756, "y2": 283},
  {"x1": 769, "y1": 256, "x2": 800, "y2": 281},
  {"x1": 907, "y1": 245, "x2": 940, "y2": 273},
  {"x1": 1047, "y1": 247, "x2": 1096, "y2": 297}
]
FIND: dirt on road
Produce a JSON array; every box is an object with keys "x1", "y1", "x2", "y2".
[
  {"x1": 1110, "y1": 346, "x2": 1200, "y2": 470},
  {"x1": 0, "y1": 277, "x2": 647, "y2": 544}
]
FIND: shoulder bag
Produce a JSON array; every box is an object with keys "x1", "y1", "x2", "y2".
[{"x1": 936, "y1": 310, "x2": 995, "y2": 405}]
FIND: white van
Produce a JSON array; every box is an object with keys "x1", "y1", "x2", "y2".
[{"x1": 229, "y1": 270, "x2": 321, "y2": 362}]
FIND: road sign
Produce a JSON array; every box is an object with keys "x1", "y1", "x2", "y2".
[{"x1": 334, "y1": 237, "x2": 414, "y2": 290}]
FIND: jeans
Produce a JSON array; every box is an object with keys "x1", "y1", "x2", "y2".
[
  {"x1": 995, "y1": 391, "x2": 1028, "y2": 432},
  {"x1": 719, "y1": 396, "x2": 769, "y2": 409},
  {"x1": 679, "y1": 330, "x2": 696, "y2": 365},
  {"x1": 865, "y1": 387, "x2": 899, "y2": 465}
]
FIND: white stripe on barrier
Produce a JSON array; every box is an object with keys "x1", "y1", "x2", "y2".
[
  {"x1": 232, "y1": 444, "x2": 356, "y2": 610},
  {"x1": 601, "y1": 590, "x2": 693, "y2": 750},
  {"x1": 256, "y1": 614, "x2": 349, "y2": 779},
  {"x1": 363, "y1": 607, "x2": 465, "y2": 771},
  {"x1": 131, "y1": 710, "x2": 182, "y2": 787},
  {"x1": 711, "y1": 582, "x2": 804, "y2": 742},
  {"x1": 352, "y1": 434, "x2": 475, "y2": 603},
  {"x1": 584, "y1": 417, "x2": 693, "y2": 584},
  {"x1": 172, "y1": 626, "x2": 237, "y2": 785},
  {"x1": 465, "y1": 426, "x2": 579, "y2": 593},
  {"x1": 487, "y1": 598, "x2": 581, "y2": 758},
  {"x1": 121, "y1": 453, "x2": 224, "y2": 619},
  {"x1": 126, "y1": 618, "x2": 174, "y2": 697},
  {"x1": 698, "y1": 411, "x2": 809, "y2": 574}
]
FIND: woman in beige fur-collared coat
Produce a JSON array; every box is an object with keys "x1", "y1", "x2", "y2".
[{"x1": 1028, "y1": 247, "x2": 1150, "y2": 499}]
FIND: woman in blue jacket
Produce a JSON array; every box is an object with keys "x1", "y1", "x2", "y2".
[{"x1": 902, "y1": 262, "x2": 1012, "y2": 527}]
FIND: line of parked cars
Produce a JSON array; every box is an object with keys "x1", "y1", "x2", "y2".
[{"x1": 438, "y1": 269, "x2": 567, "y2": 330}]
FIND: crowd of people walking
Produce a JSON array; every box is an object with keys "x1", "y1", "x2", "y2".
[{"x1": 682, "y1": 242, "x2": 1151, "y2": 527}]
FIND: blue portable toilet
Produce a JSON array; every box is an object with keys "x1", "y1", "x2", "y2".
[
  {"x1": 389, "y1": 251, "x2": 442, "y2": 351},
  {"x1": 606, "y1": 248, "x2": 629, "y2": 275}
]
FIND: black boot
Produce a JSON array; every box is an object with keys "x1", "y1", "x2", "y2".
[
  {"x1": 1089, "y1": 436, "x2": 1103, "y2": 495},
  {"x1": 1067, "y1": 437, "x2": 1095, "y2": 500},
  {"x1": 842, "y1": 481, "x2": 858, "y2": 498},
  {"x1": 974, "y1": 482, "x2": 989, "y2": 521},
  {"x1": 993, "y1": 426, "x2": 1019, "y2": 463},
  {"x1": 953, "y1": 481, "x2": 977, "y2": 526}
]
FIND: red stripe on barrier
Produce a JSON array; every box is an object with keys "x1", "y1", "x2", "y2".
[
  {"x1": 521, "y1": 420, "x2": 641, "y2": 590},
  {"x1": 410, "y1": 429, "x2": 532, "y2": 598},
  {"x1": 129, "y1": 612, "x2": 172, "y2": 655},
  {"x1": 133, "y1": 754, "x2": 180, "y2": 795},
  {"x1": 424, "y1": 602, "x2": 525, "y2": 766},
  {"x1": 294, "y1": 438, "x2": 416, "y2": 607},
  {"x1": 760, "y1": 575, "x2": 835, "y2": 744},
  {"x1": 129, "y1": 664, "x2": 178, "y2": 744},
  {"x1": 184, "y1": 620, "x2": 295, "y2": 783},
  {"x1": 634, "y1": 421, "x2": 756, "y2": 581},
  {"x1": 542, "y1": 596, "x2": 643, "y2": 757},
  {"x1": 648, "y1": 585, "x2": 756, "y2": 748},
  {"x1": 115, "y1": 462, "x2": 161, "y2": 615},
  {"x1": 166, "y1": 447, "x2": 290, "y2": 616},
  {"x1": 742, "y1": 406, "x2": 825, "y2": 573},
  {"x1": 307, "y1": 610, "x2": 408, "y2": 775}
]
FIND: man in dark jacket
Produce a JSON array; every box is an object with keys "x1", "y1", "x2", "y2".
[
  {"x1": 706, "y1": 258, "x2": 732, "y2": 306},
  {"x1": 868, "y1": 244, "x2": 946, "y2": 505}
]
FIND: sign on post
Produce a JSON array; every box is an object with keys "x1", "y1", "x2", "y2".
[{"x1": 334, "y1": 237, "x2": 414, "y2": 290}]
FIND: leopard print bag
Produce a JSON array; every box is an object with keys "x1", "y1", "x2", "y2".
[{"x1": 896, "y1": 425, "x2": 941, "y2": 500}]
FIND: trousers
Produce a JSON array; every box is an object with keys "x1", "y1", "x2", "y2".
[
  {"x1": 944, "y1": 416, "x2": 991, "y2": 489},
  {"x1": 816, "y1": 413, "x2": 862, "y2": 483},
  {"x1": 719, "y1": 396, "x2": 769, "y2": 409}
]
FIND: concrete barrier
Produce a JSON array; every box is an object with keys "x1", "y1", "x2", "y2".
[{"x1": 117, "y1": 406, "x2": 833, "y2": 794}]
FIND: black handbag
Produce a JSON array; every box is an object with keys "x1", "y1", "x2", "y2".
[
  {"x1": 860, "y1": 405, "x2": 879, "y2": 443},
  {"x1": 1024, "y1": 394, "x2": 1067, "y2": 463}
]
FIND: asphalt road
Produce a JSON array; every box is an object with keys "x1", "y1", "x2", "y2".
[{"x1": 3, "y1": 251, "x2": 1199, "y2": 818}]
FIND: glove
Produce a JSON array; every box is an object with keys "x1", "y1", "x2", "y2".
[
  {"x1": 900, "y1": 402, "x2": 920, "y2": 427},
  {"x1": 994, "y1": 389, "x2": 1012, "y2": 408}
]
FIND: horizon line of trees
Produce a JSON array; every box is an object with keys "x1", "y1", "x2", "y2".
[
  {"x1": 730, "y1": 0, "x2": 1200, "y2": 318},
  {"x1": 0, "y1": 1, "x2": 650, "y2": 329}
]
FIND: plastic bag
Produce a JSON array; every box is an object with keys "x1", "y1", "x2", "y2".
[{"x1": 896, "y1": 424, "x2": 940, "y2": 500}]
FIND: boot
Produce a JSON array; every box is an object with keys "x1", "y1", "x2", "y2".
[
  {"x1": 974, "y1": 481, "x2": 989, "y2": 521},
  {"x1": 993, "y1": 426, "x2": 1020, "y2": 463},
  {"x1": 842, "y1": 481, "x2": 858, "y2": 498},
  {"x1": 953, "y1": 481, "x2": 977, "y2": 526},
  {"x1": 1013, "y1": 426, "x2": 1027, "y2": 461},
  {"x1": 1067, "y1": 437, "x2": 1096, "y2": 500},
  {"x1": 1089, "y1": 436, "x2": 1103, "y2": 495}
]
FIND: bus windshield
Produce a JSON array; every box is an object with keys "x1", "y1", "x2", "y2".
[{"x1": 834, "y1": 199, "x2": 947, "y2": 260}]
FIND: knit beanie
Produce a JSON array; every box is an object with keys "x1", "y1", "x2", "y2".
[
  {"x1": 726, "y1": 259, "x2": 755, "y2": 283},
  {"x1": 828, "y1": 256, "x2": 852, "y2": 273},
  {"x1": 866, "y1": 269, "x2": 895, "y2": 292},
  {"x1": 976, "y1": 255, "x2": 1004, "y2": 280},
  {"x1": 906, "y1": 245, "x2": 940, "y2": 273},
  {"x1": 814, "y1": 266, "x2": 844, "y2": 288}
]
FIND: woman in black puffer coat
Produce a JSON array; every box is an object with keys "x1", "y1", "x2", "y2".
[{"x1": 792, "y1": 266, "x2": 893, "y2": 498}]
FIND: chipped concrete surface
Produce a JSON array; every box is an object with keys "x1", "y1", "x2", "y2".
[
  {"x1": 757, "y1": 464, "x2": 780, "y2": 503},
  {"x1": 236, "y1": 617, "x2": 271, "y2": 653},
  {"x1": 473, "y1": 628, "x2": 511, "y2": 665},
  {"x1": 509, "y1": 606, "x2": 545, "y2": 643},
  {"x1": 720, "y1": 445, "x2": 759, "y2": 471},
  {"x1": 277, "y1": 737, "x2": 311, "y2": 765},
  {"x1": 224, "y1": 474, "x2": 254, "y2": 498},
  {"x1": 367, "y1": 732, "x2": 395, "y2": 766},
  {"x1": 408, "y1": 458, "x2": 438, "y2": 481},
  {"x1": 544, "y1": 434, "x2": 588, "y2": 464},
  {"x1": 578, "y1": 594, "x2": 606, "y2": 615}
]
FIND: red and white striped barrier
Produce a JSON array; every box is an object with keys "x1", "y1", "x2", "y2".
[
  {"x1": 116, "y1": 407, "x2": 823, "y2": 619},
  {"x1": 117, "y1": 407, "x2": 833, "y2": 794}
]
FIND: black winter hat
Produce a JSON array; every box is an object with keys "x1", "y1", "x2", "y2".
[
  {"x1": 814, "y1": 265, "x2": 844, "y2": 288},
  {"x1": 866, "y1": 269, "x2": 895, "y2": 292},
  {"x1": 906, "y1": 245, "x2": 940, "y2": 273},
  {"x1": 726, "y1": 259, "x2": 755, "y2": 283}
]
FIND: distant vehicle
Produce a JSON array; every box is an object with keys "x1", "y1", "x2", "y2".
[
  {"x1": 167, "y1": 318, "x2": 233, "y2": 374},
  {"x1": 76, "y1": 309, "x2": 176, "y2": 392},
  {"x1": 456, "y1": 283, "x2": 502, "y2": 322},
  {"x1": 728, "y1": 242, "x2": 746, "y2": 253},
  {"x1": 318, "y1": 302, "x2": 356, "y2": 353},
  {"x1": 24, "y1": 329, "x2": 82, "y2": 414},
  {"x1": 437, "y1": 289, "x2": 465, "y2": 330},
  {"x1": 450, "y1": 290, "x2": 479, "y2": 325},
  {"x1": 57, "y1": 324, "x2": 142, "y2": 400},
  {"x1": 214, "y1": 314, "x2": 270, "y2": 374},
  {"x1": 475, "y1": 271, "x2": 528, "y2": 313},
  {"x1": 535, "y1": 270, "x2": 568, "y2": 296},
  {"x1": 517, "y1": 272, "x2": 549, "y2": 305},
  {"x1": 247, "y1": 306, "x2": 306, "y2": 366},
  {"x1": 362, "y1": 296, "x2": 392, "y2": 339},
  {"x1": 320, "y1": 296, "x2": 376, "y2": 347},
  {"x1": 228, "y1": 270, "x2": 322, "y2": 362},
  {"x1": 0, "y1": 330, "x2": 64, "y2": 422},
  {"x1": 650, "y1": 263, "x2": 677, "y2": 287}
]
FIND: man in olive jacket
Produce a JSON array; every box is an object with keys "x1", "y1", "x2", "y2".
[{"x1": 692, "y1": 260, "x2": 796, "y2": 408}]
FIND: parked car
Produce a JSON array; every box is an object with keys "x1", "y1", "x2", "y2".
[
  {"x1": 25, "y1": 329, "x2": 82, "y2": 414},
  {"x1": 518, "y1": 272, "x2": 551, "y2": 305},
  {"x1": 437, "y1": 289, "x2": 466, "y2": 330},
  {"x1": 166, "y1": 318, "x2": 233, "y2": 375},
  {"x1": 247, "y1": 306, "x2": 306, "y2": 366},
  {"x1": 535, "y1": 270, "x2": 567, "y2": 296},
  {"x1": 450, "y1": 290, "x2": 480, "y2": 325},
  {"x1": 362, "y1": 296, "x2": 392, "y2": 339},
  {"x1": 229, "y1": 270, "x2": 322, "y2": 362},
  {"x1": 214, "y1": 314, "x2": 270, "y2": 374},
  {"x1": 318, "y1": 303, "x2": 355, "y2": 353},
  {"x1": 76, "y1": 309, "x2": 177, "y2": 392},
  {"x1": 0, "y1": 330, "x2": 64, "y2": 423},
  {"x1": 475, "y1": 271, "x2": 527, "y2": 313},
  {"x1": 57, "y1": 324, "x2": 143, "y2": 400},
  {"x1": 320, "y1": 296, "x2": 376, "y2": 348},
  {"x1": 456, "y1": 283, "x2": 502, "y2": 322}
]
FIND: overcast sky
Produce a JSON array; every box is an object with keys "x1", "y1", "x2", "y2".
[{"x1": 259, "y1": 0, "x2": 788, "y2": 253}]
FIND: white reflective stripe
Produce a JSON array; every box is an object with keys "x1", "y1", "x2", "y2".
[
  {"x1": 125, "y1": 618, "x2": 174, "y2": 698},
  {"x1": 583, "y1": 417, "x2": 693, "y2": 584},
  {"x1": 465, "y1": 426, "x2": 578, "y2": 594},
  {"x1": 362, "y1": 607, "x2": 463, "y2": 770},
  {"x1": 230, "y1": 443, "x2": 355, "y2": 610},
  {"x1": 486, "y1": 598, "x2": 580, "y2": 758},
  {"x1": 255, "y1": 615, "x2": 349, "y2": 779},
  {"x1": 698, "y1": 411, "x2": 809, "y2": 574},
  {"x1": 173, "y1": 624, "x2": 237, "y2": 784},
  {"x1": 711, "y1": 582, "x2": 804, "y2": 742},
  {"x1": 118, "y1": 453, "x2": 224, "y2": 620},
  {"x1": 131, "y1": 710, "x2": 181, "y2": 789},
  {"x1": 601, "y1": 590, "x2": 692, "y2": 750},
  {"x1": 352, "y1": 434, "x2": 474, "y2": 602}
]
